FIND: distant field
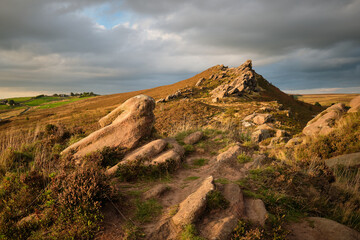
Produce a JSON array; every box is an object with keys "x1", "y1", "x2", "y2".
[
  {"x1": 7, "y1": 96, "x2": 33, "y2": 103},
  {"x1": 24, "y1": 96, "x2": 66, "y2": 106},
  {"x1": 296, "y1": 94, "x2": 359, "y2": 107},
  {"x1": 38, "y1": 97, "x2": 93, "y2": 109}
]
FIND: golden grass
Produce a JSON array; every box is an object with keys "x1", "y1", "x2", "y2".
[{"x1": 297, "y1": 94, "x2": 359, "y2": 107}]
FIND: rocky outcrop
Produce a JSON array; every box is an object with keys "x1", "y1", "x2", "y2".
[
  {"x1": 348, "y1": 95, "x2": 360, "y2": 113},
  {"x1": 243, "y1": 198, "x2": 268, "y2": 226},
  {"x1": 325, "y1": 152, "x2": 360, "y2": 168},
  {"x1": 200, "y1": 184, "x2": 245, "y2": 239},
  {"x1": 62, "y1": 95, "x2": 155, "y2": 158},
  {"x1": 303, "y1": 103, "x2": 347, "y2": 136},
  {"x1": 287, "y1": 217, "x2": 360, "y2": 240},
  {"x1": 196, "y1": 77, "x2": 206, "y2": 87},
  {"x1": 210, "y1": 60, "x2": 257, "y2": 100},
  {"x1": 106, "y1": 138, "x2": 184, "y2": 175},
  {"x1": 106, "y1": 139, "x2": 168, "y2": 175},
  {"x1": 216, "y1": 144, "x2": 242, "y2": 162},
  {"x1": 172, "y1": 176, "x2": 215, "y2": 226},
  {"x1": 183, "y1": 131, "x2": 204, "y2": 145},
  {"x1": 251, "y1": 124, "x2": 275, "y2": 142}
]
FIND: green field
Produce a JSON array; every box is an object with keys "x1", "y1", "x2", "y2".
[
  {"x1": 38, "y1": 97, "x2": 92, "y2": 109},
  {"x1": 7, "y1": 97, "x2": 33, "y2": 103},
  {"x1": 24, "y1": 96, "x2": 66, "y2": 106}
]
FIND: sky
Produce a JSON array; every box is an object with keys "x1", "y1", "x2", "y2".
[{"x1": 0, "y1": 0, "x2": 360, "y2": 98}]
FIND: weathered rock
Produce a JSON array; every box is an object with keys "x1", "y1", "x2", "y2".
[
  {"x1": 199, "y1": 184, "x2": 245, "y2": 240},
  {"x1": 196, "y1": 77, "x2": 206, "y2": 87},
  {"x1": 184, "y1": 131, "x2": 204, "y2": 145},
  {"x1": 348, "y1": 95, "x2": 360, "y2": 113},
  {"x1": 242, "y1": 121, "x2": 253, "y2": 128},
  {"x1": 276, "y1": 129, "x2": 288, "y2": 138},
  {"x1": 251, "y1": 129, "x2": 274, "y2": 143},
  {"x1": 143, "y1": 185, "x2": 169, "y2": 200},
  {"x1": 17, "y1": 213, "x2": 41, "y2": 227},
  {"x1": 106, "y1": 139, "x2": 167, "y2": 175},
  {"x1": 172, "y1": 176, "x2": 215, "y2": 226},
  {"x1": 62, "y1": 95, "x2": 155, "y2": 158},
  {"x1": 303, "y1": 103, "x2": 347, "y2": 136},
  {"x1": 244, "y1": 198, "x2": 268, "y2": 226},
  {"x1": 248, "y1": 154, "x2": 266, "y2": 169},
  {"x1": 156, "y1": 98, "x2": 166, "y2": 103},
  {"x1": 216, "y1": 144, "x2": 242, "y2": 162},
  {"x1": 287, "y1": 217, "x2": 360, "y2": 240},
  {"x1": 325, "y1": 152, "x2": 360, "y2": 168},
  {"x1": 210, "y1": 60, "x2": 257, "y2": 99},
  {"x1": 210, "y1": 84, "x2": 232, "y2": 99},
  {"x1": 149, "y1": 149, "x2": 181, "y2": 165},
  {"x1": 285, "y1": 137, "x2": 304, "y2": 148},
  {"x1": 212, "y1": 97, "x2": 219, "y2": 103},
  {"x1": 243, "y1": 113, "x2": 257, "y2": 122},
  {"x1": 269, "y1": 136, "x2": 290, "y2": 147},
  {"x1": 253, "y1": 114, "x2": 272, "y2": 125}
]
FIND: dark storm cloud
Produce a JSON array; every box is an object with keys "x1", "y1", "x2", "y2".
[{"x1": 0, "y1": 0, "x2": 359, "y2": 97}]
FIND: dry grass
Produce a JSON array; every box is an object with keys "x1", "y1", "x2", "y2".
[{"x1": 296, "y1": 94, "x2": 359, "y2": 107}]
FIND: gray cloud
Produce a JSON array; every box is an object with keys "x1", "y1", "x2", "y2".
[{"x1": 0, "y1": 0, "x2": 359, "y2": 98}]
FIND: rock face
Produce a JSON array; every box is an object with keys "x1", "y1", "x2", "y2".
[
  {"x1": 243, "y1": 198, "x2": 268, "y2": 226},
  {"x1": 325, "y1": 152, "x2": 360, "y2": 168},
  {"x1": 303, "y1": 103, "x2": 347, "y2": 136},
  {"x1": 106, "y1": 139, "x2": 167, "y2": 175},
  {"x1": 106, "y1": 138, "x2": 184, "y2": 175},
  {"x1": 62, "y1": 95, "x2": 155, "y2": 158},
  {"x1": 210, "y1": 60, "x2": 257, "y2": 99},
  {"x1": 348, "y1": 95, "x2": 360, "y2": 113},
  {"x1": 183, "y1": 131, "x2": 204, "y2": 145},
  {"x1": 287, "y1": 217, "x2": 360, "y2": 240},
  {"x1": 216, "y1": 144, "x2": 242, "y2": 162},
  {"x1": 285, "y1": 137, "x2": 304, "y2": 148},
  {"x1": 172, "y1": 176, "x2": 215, "y2": 226},
  {"x1": 195, "y1": 77, "x2": 206, "y2": 87}
]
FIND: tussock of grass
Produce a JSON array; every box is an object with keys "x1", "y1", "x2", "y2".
[
  {"x1": 237, "y1": 153, "x2": 252, "y2": 164},
  {"x1": 135, "y1": 199, "x2": 162, "y2": 223},
  {"x1": 180, "y1": 224, "x2": 205, "y2": 240}
]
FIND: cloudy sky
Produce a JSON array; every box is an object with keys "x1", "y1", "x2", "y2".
[{"x1": 0, "y1": 0, "x2": 360, "y2": 98}]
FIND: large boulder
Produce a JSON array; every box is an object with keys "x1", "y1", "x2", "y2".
[
  {"x1": 325, "y1": 152, "x2": 360, "y2": 168},
  {"x1": 287, "y1": 217, "x2": 360, "y2": 240},
  {"x1": 62, "y1": 95, "x2": 155, "y2": 158},
  {"x1": 348, "y1": 95, "x2": 360, "y2": 113},
  {"x1": 243, "y1": 198, "x2": 268, "y2": 226},
  {"x1": 172, "y1": 176, "x2": 215, "y2": 226},
  {"x1": 303, "y1": 103, "x2": 347, "y2": 136}
]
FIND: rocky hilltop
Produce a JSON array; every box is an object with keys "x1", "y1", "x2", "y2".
[{"x1": 0, "y1": 61, "x2": 359, "y2": 240}]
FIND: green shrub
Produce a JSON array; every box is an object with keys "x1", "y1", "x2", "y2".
[
  {"x1": 237, "y1": 153, "x2": 252, "y2": 163},
  {"x1": 181, "y1": 224, "x2": 205, "y2": 240}
]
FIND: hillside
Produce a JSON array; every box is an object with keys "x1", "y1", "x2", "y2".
[{"x1": 0, "y1": 60, "x2": 359, "y2": 240}]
